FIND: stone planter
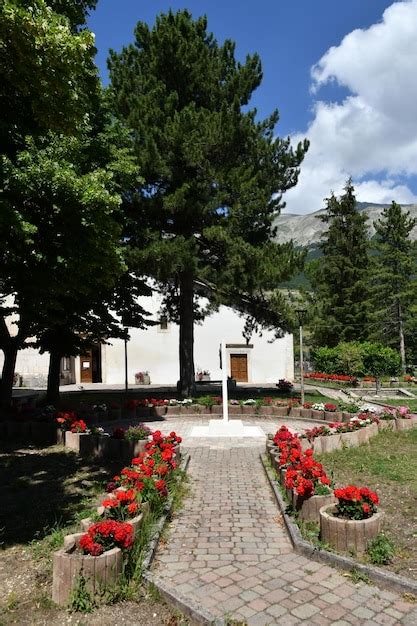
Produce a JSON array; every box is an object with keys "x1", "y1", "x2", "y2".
[
  {"x1": 211, "y1": 405, "x2": 223, "y2": 415},
  {"x1": 56, "y1": 428, "x2": 65, "y2": 445},
  {"x1": 356, "y1": 427, "x2": 370, "y2": 445},
  {"x1": 342, "y1": 412, "x2": 355, "y2": 423},
  {"x1": 272, "y1": 406, "x2": 288, "y2": 417},
  {"x1": 241, "y1": 405, "x2": 256, "y2": 415},
  {"x1": 395, "y1": 418, "x2": 415, "y2": 431},
  {"x1": 288, "y1": 407, "x2": 301, "y2": 417},
  {"x1": 319, "y1": 433, "x2": 342, "y2": 454},
  {"x1": 300, "y1": 437, "x2": 313, "y2": 452},
  {"x1": 299, "y1": 408, "x2": 312, "y2": 419},
  {"x1": 259, "y1": 406, "x2": 274, "y2": 416},
  {"x1": 151, "y1": 405, "x2": 167, "y2": 418},
  {"x1": 108, "y1": 408, "x2": 122, "y2": 420},
  {"x1": 311, "y1": 410, "x2": 324, "y2": 421},
  {"x1": 319, "y1": 504, "x2": 383, "y2": 554},
  {"x1": 279, "y1": 467, "x2": 287, "y2": 486},
  {"x1": 166, "y1": 406, "x2": 181, "y2": 416},
  {"x1": 311, "y1": 437, "x2": 323, "y2": 454},
  {"x1": 293, "y1": 492, "x2": 336, "y2": 522},
  {"x1": 228, "y1": 405, "x2": 241, "y2": 415},
  {"x1": 52, "y1": 532, "x2": 123, "y2": 606},
  {"x1": 65, "y1": 431, "x2": 97, "y2": 456},
  {"x1": 324, "y1": 411, "x2": 340, "y2": 422}
]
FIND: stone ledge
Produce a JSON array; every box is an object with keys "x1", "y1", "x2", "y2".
[{"x1": 261, "y1": 454, "x2": 417, "y2": 597}]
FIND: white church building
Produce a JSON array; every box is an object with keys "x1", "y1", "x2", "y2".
[{"x1": 2, "y1": 295, "x2": 294, "y2": 388}]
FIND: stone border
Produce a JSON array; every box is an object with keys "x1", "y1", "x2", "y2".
[
  {"x1": 141, "y1": 455, "x2": 225, "y2": 626},
  {"x1": 261, "y1": 454, "x2": 417, "y2": 596}
]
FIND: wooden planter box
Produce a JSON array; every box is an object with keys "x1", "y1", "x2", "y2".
[
  {"x1": 259, "y1": 406, "x2": 274, "y2": 416},
  {"x1": 65, "y1": 431, "x2": 97, "y2": 456},
  {"x1": 299, "y1": 408, "x2": 312, "y2": 419},
  {"x1": 288, "y1": 407, "x2": 301, "y2": 417},
  {"x1": 293, "y1": 492, "x2": 336, "y2": 522},
  {"x1": 52, "y1": 532, "x2": 123, "y2": 606},
  {"x1": 395, "y1": 418, "x2": 415, "y2": 431},
  {"x1": 320, "y1": 504, "x2": 383, "y2": 554},
  {"x1": 272, "y1": 406, "x2": 288, "y2": 417},
  {"x1": 108, "y1": 408, "x2": 122, "y2": 420},
  {"x1": 80, "y1": 501, "x2": 150, "y2": 534}
]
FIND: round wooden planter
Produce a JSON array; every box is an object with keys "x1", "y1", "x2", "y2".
[
  {"x1": 228, "y1": 405, "x2": 242, "y2": 415},
  {"x1": 300, "y1": 437, "x2": 313, "y2": 452},
  {"x1": 378, "y1": 419, "x2": 395, "y2": 431},
  {"x1": 311, "y1": 410, "x2": 325, "y2": 421},
  {"x1": 319, "y1": 504, "x2": 383, "y2": 554},
  {"x1": 272, "y1": 406, "x2": 289, "y2": 417},
  {"x1": 80, "y1": 501, "x2": 150, "y2": 533},
  {"x1": 211, "y1": 405, "x2": 223, "y2": 415},
  {"x1": 52, "y1": 532, "x2": 123, "y2": 607},
  {"x1": 342, "y1": 412, "x2": 356, "y2": 423},
  {"x1": 259, "y1": 406, "x2": 274, "y2": 416},
  {"x1": 65, "y1": 431, "x2": 97, "y2": 456},
  {"x1": 324, "y1": 411, "x2": 341, "y2": 422},
  {"x1": 340, "y1": 430, "x2": 360, "y2": 447},
  {"x1": 395, "y1": 418, "x2": 415, "y2": 431},
  {"x1": 241, "y1": 405, "x2": 256, "y2": 415},
  {"x1": 97, "y1": 437, "x2": 148, "y2": 462},
  {"x1": 293, "y1": 491, "x2": 336, "y2": 522},
  {"x1": 319, "y1": 433, "x2": 342, "y2": 453},
  {"x1": 299, "y1": 408, "x2": 312, "y2": 419}
]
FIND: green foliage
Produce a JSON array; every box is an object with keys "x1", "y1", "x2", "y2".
[
  {"x1": 366, "y1": 533, "x2": 395, "y2": 565},
  {"x1": 369, "y1": 202, "x2": 417, "y2": 371},
  {"x1": 68, "y1": 574, "x2": 95, "y2": 613},
  {"x1": 312, "y1": 341, "x2": 400, "y2": 378},
  {"x1": 312, "y1": 346, "x2": 339, "y2": 373},
  {"x1": 361, "y1": 342, "x2": 401, "y2": 378},
  {"x1": 307, "y1": 180, "x2": 371, "y2": 347},
  {"x1": 108, "y1": 9, "x2": 308, "y2": 394}
]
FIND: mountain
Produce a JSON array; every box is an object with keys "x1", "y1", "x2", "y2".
[{"x1": 275, "y1": 202, "x2": 417, "y2": 247}]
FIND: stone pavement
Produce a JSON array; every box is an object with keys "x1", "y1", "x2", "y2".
[{"x1": 153, "y1": 444, "x2": 417, "y2": 625}]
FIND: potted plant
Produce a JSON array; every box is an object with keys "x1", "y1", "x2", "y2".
[
  {"x1": 324, "y1": 403, "x2": 341, "y2": 422},
  {"x1": 299, "y1": 402, "x2": 313, "y2": 419},
  {"x1": 395, "y1": 406, "x2": 415, "y2": 430},
  {"x1": 135, "y1": 371, "x2": 150, "y2": 385},
  {"x1": 320, "y1": 485, "x2": 383, "y2": 554},
  {"x1": 311, "y1": 403, "x2": 325, "y2": 420},
  {"x1": 52, "y1": 520, "x2": 133, "y2": 606}
]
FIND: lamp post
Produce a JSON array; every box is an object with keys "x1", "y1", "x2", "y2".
[
  {"x1": 123, "y1": 327, "x2": 129, "y2": 395},
  {"x1": 295, "y1": 309, "x2": 306, "y2": 406}
]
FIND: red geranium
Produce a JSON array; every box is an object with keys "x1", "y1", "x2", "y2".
[
  {"x1": 79, "y1": 520, "x2": 134, "y2": 555},
  {"x1": 333, "y1": 485, "x2": 379, "y2": 520}
]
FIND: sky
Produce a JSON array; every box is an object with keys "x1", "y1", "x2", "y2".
[{"x1": 88, "y1": 0, "x2": 417, "y2": 214}]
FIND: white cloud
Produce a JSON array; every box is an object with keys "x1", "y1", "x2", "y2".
[{"x1": 284, "y1": 0, "x2": 417, "y2": 214}]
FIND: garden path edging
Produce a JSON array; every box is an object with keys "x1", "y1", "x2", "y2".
[{"x1": 261, "y1": 454, "x2": 417, "y2": 597}]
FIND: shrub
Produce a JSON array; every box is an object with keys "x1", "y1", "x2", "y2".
[
  {"x1": 125, "y1": 424, "x2": 152, "y2": 441},
  {"x1": 366, "y1": 533, "x2": 395, "y2": 565}
]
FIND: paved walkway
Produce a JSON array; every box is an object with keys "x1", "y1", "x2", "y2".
[{"x1": 153, "y1": 442, "x2": 417, "y2": 625}]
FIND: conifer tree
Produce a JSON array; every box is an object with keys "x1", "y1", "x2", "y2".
[
  {"x1": 307, "y1": 180, "x2": 371, "y2": 347},
  {"x1": 108, "y1": 10, "x2": 308, "y2": 395},
  {"x1": 370, "y1": 202, "x2": 417, "y2": 373}
]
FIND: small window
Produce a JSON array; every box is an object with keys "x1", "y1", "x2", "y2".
[
  {"x1": 61, "y1": 357, "x2": 71, "y2": 371},
  {"x1": 160, "y1": 315, "x2": 168, "y2": 330}
]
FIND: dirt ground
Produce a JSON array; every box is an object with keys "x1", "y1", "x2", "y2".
[{"x1": 0, "y1": 444, "x2": 193, "y2": 626}]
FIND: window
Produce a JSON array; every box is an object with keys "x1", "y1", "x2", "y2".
[
  {"x1": 160, "y1": 315, "x2": 168, "y2": 331},
  {"x1": 61, "y1": 357, "x2": 72, "y2": 371}
]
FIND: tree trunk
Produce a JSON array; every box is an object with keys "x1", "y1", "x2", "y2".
[
  {"x1": 0, "y1": 341, "x2": 19, "y2": 414},
  {"x1": 47, "y1": 350, "x2": 62, "y2": 405},
  {"x1": 178, "y1": 270, "x2": 195, "y2": 397},
  {"x1": 398, "y1": 301, "x2": 406, "y2": 375}
]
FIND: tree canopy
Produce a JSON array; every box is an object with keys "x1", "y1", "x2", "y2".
[{"x1": 108, "y1": 10, "x2": 308, "y2": 394}]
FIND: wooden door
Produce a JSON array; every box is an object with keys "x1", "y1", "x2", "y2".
[
  {"x1": 80, "y1": 351, "x2": 93, "y2": 383},
  {"x1": 230, "y1": 354, "x2": 248, "y2": 382}
]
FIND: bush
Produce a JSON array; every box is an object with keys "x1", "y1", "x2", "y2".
[
  {"x1": 366, "y1": 533, "x2": 395, "y2": 565},
  {"x1": 312, "y1": 346, "x2": 339, "y2": 374},
  {"x1": 312, "y1": 341, "x2": 401, "y2": 379}
]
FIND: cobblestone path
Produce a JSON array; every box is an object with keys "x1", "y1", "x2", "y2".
[{"x1": 153, "y1": 446, "x2": 417, "y2": 625}]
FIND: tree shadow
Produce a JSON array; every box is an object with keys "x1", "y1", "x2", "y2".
[{"x1": 0, "y1": 445, "x2": 118, "y2": 547}]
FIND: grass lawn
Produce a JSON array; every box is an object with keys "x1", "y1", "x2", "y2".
[
  {"x1": 0, "y1": 443, "x2": 192, "y2": 625},
  {"x1": 317, "y1": 429, "x2": 417, "y2": 580},
  {"x1": 373, "y1": 397, "x2": 417, "y2": 412}
]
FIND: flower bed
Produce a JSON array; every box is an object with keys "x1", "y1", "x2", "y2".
[{"x1": 52, "y1": 428, "x2": 182, "y2": 606}]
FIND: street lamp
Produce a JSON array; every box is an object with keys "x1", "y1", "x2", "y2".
[
  {"x1": 123, "y1": 327, "x2": 129, "y2": 395},
  {"x1": 295, "y1": 308, "x2": 307, "y2": 405}
]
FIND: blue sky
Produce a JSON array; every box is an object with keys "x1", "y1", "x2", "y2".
[{"x1": 89, "y1": 1, "x2": 417, "y2": 213}]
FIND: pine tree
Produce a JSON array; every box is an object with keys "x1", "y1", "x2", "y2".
[
  {"x1": 307, "y1": 180, "x2": 371, "y2": 347},
  {"x1": 108, "y1": 10, "x2": 308, "y2": 395},
  {"x1": 370, "y1": 201, "x2": 417, "y2": 373}
]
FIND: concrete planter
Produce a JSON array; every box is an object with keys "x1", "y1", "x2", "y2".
[
  {"x1": 301, "y1": 437, "x2": 313, "y2": 452},
  {"x1": 356, "y1": 427, "x2": 370, "y2": 445},
  {"x1": 299, "y1": 408, "x2": 312, "y2": 419},
  {"x1": 211, "y1": 405, "x2": 223, "y2": 415},
  {"x1": 151, "y1": 405, "x2": 167, "y2": 417},
  {"x1": 342, "y1": 412, "x2": 356, "y2": 422},
  {"x1": 324, "y1": 411, "x2": 341, "y2": 422},
  {"x1": 166, "y1": 406, "x2": 181, "y2": 416},
  {"x1": 108, "y1": 408, "x2": 122, "y2": 420},
  {"x1": 395, "y1": 418, "x2": 415, "y2": 431},
  {"x1": 259, "y1": 406, "x2": 274, "y2": 416},
  {"x1": 272, "y1": 406, "x2": 288, "y2": 417},
  {"x1": 52, "y1": 532, "x2": 123, "y2": 607},
  {"x1": 378, "y1": 419, "x2": 395, "y2": 431},
  {"x1": 311, "y1": 410, "x2": 325, "y2": 421},
  {"x1": 340, "y1": 430, "x2": 360, "y2": 447},
  {"x1": 320, "y1": 504, "x2": 383, "y2": 555},
  {"x1": 228, "y1": 405, "x2": 241, "y2": 415},
  {"x1": 65, "y1": 431, "x2": 97, "y2": 456},
  {"x1": 241, "y1": 405, "x2": 256, "y2": 415},
  {"x1": 288, "y1": 407, "x2": 301, "y2": 417},
  {"x1": 293, "y1": 491, "x2": 336, "y2": 522}
]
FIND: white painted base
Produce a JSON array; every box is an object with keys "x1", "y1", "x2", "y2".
[{"x1": 190, "y1": 419, "x2": 264, "y2": 438}]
